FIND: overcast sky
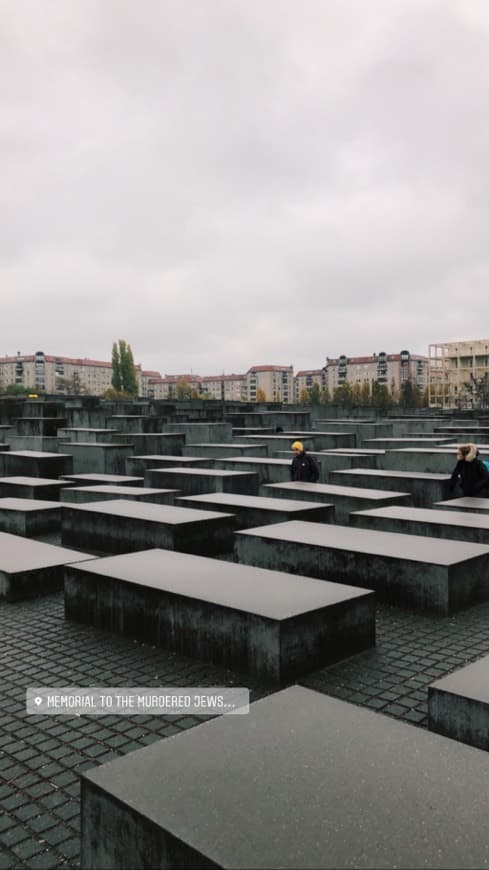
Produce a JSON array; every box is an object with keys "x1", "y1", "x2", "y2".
[{"x1": 2, "y1": 0, "x2": 489, "y2": 376}]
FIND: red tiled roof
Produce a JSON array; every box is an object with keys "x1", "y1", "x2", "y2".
[{"x1": 247, "y1": 365, "x2": 293, "y2": 373}]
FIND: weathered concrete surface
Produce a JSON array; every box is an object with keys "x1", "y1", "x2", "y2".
[
  {"x1": 262, "y1": 481, "x2": 411, "y2": 522},
  {"x1": 61, "y1": 473, "x2": 144, "y2": 488},
  {"x1": 143, "y1": 467, "x2": 258, "y2": 496},
  {"x1": 65, "y1": 548, "x2": 374, "y2": 683},
  {"x1": 80, "y1": 685, "x2": 489, "y2": 870},
  {"x1": 351, "y1": 504, "x2": 489, "y2": 546},
  {"x1": 0, "y1": 450, "x2": 73, "y2": 478},
  {"x1": 213, "y1": 456, "x2": 291, "y2": 484},
  {"x1": 60, "y1": 485, "x2": 178, "y2": 505},
  {"x1": 181, "y1": 443, "x2": 268, "y2": 458},
  {"x1": 435, "y1": 497, "x2": 489, "y2": 514},
  {"x1": 0, "y1": 476, "x2": 71, "y2": 501},
  {"x1": 272, "y1": 450, "x2": 381, "y2": 475},
  {"x1": 0, "y1": 497, "x2": 62, "y2": 536},
  {"x1": 61, "y1": 500, "x2": 235, "y2": 556},
  {"x1": 175, "y1": 492, "x2": 334, "y2": 528},
  {"x1": 58, "y1": 442, "x2": 134, "y2": 475},
  {"x1": 164, "y1": 422, "x2": 232, "y2": 444},
  {"x1": 429, "y1": 655, "x2": 489, "y2": 751},
  {"x1": 235, "y1": 521, "x2": 489, "y2": 614},
  {"x1": 281, "y1": 430, "x2": 356, "y2": 449},
  {"x1": 329, "y1": 468, "x2": 451, "y2": 506},
  {"x1": 56, "y1": 427, "x2": 121, "y2": 442},
  {"x1": 381, "y1": 448, "x2": 463, "y2": 474},
  {"x1": 126, "y1": 455, "x2": 208, "y2": 476},
  {"x1": 0, "y1": 532, "x2": 91, "y2": 601}
]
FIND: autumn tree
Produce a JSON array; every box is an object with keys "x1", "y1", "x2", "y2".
[{"x1": 256, "y1": 388, "x2": 267, "y2": 402}]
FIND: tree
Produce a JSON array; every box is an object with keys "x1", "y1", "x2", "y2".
[
  {"x1": 399, "y1": 380, "x2": 422, "y2": 409},
  {"x1": 463, "y1": 373, "x2": 489, "y2": 409},
  {"x1": 111, "y1": 340, "x2": 138, "y2": 396},
  {"x1": 307, "y1": 383, "x2": 321, "y2": 404},
  {"x1": 3, "y1": 384, "x2": 31, "y2": 395},
  {"x1": 176, "y1": 379, "x2": 193, "y2": 400},
  {"x1": 319, "y1": 386, "x2": 331, "y2": 406},
  {"x1": 360, "y1": 382, "x2": 370, "y2": 405},
  {"x1": 333, "y1": 381, "x2": 353, "y2": 409},
  {"x1": 299, "y1": 388, "x2": 310, "y2": 403},
  {"x1": 256, "y1": 388, "x2": 266, "y2": 402},
  {"x1": 371, "y1": 381, "x2": 393, "y2": 411},
  {"x1": 351, "y1": 383, "x2": 362, "y2": 407},
  {"x1": 111, "y1": 342, "x2": 121, "y2": 391}
]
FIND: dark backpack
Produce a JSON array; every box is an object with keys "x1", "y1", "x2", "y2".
[{"x1": 308, "y1": 455, "x2": 320, "y2": 482}]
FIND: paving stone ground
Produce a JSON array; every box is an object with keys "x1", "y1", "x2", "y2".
[{"x1": 2, "y1": 590, "x2": 489, "y2": 869}]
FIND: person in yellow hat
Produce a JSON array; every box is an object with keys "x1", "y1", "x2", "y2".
[{"x1": 290, "y1": 440, "x2": 320, "y2": 482}]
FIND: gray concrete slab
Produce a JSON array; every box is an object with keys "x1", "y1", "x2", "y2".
[
  {"x1": 61, "y1": 473, "x2": 144, "y2": 487},
  {"x1": 62, "y1": 500, "x2": 235, "y2": 556},
  {"x1": 429, "y1": 655, "x2": 489, "y2": 751},
  {"x1": 351, "y1": 504, "x2": 489, "y2": 546},
  {"x1": 0, "y1": 497, "x2": 62, "y2": 536},
  {"x1": 262, "y1": 481, "x2": 411, "y2": 522},
  {"x1": 364, "y1": 437, "x2": 456, "y2": 448},
  {"x1": 175, "y1": 492, "x2": 334, "y2": 528},
  {"x1": 213, "y1": 456, "x2": 292, "y2": 484},
  {"x1": 166, "y1": 422, "x2": 232, "y2": 443},
  {"x1": 58, "y1": 442, "x2": 134, "y2": 475},
  {"x1": 281, "y1": 430, "x2": 356, "y2": 449},
  {"x1": 235, "y1": 521, "x2": 489, "y2": 614},
  {"x1": 66, "y1": 548, "x2": 374, "y2": 683},
  {"x1": 0, "y1": 450, "x2": 73, "y2": 478},
  {"x1": 57, "y1": 427, "x2": 121, "y2": 442},
  {"x1": 435, "y1": 497, "x2": 489, "y2": 514},
  {"x1": 0, "y1": 531, "x2": 91, "y2": 601},
  {"x1": 273, "y1": 450, "x2": 381, "y2": 474},
  {"x1": 80, "y1": 685, "x2": 489, "y2": 870},
  {"x1": 144, "y1": 467, "x2": 258, "y2": 496},
  {"x1": 329, "y1": 468, "x2": 451, "y2": 506},
  {"x1": 0, "y1": 476, "x2": 71, "y2": 501},
  {"x1": 381, "y1": 447, "x2": 462, "y2": 473},
  {"x1": 60, "y1": 485, "x2": 178, "y2": 505},
  {"x1": 181, "y1": 443, "x2": 268, "y2": 458},
  {"x1": 125, "y1": 454, "x2": 208, "y2": 475}
]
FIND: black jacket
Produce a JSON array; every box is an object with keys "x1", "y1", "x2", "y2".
[
  {"x1": 291, "y1": 451, "x2": 319, "y2": 483},
  {"x1": 449, "y1": 457, "x2": 489, "y2": 497}
]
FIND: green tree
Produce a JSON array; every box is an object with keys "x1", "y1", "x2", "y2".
[
  {"x1": 4, "y1": 384, "x2": 31, "y2": 395},
  {"x1": 307, "y1": 383, "x2": 321, "y2": 404},
  {"x1": 351, "y1": 383, "x2": 362, "y2": 407},
  {"x1": 299, "y1": 388, "x2": 310, "y2": 403},
  {"x1": 371, "y1": 381, "x2": 393, "y2": 411},
  {"x1": 333, "y1": 381, "x2": 353, "y2": 409},
  {"x1": 111, "y1": 342, "x2": 121, "y2": 391},
  {"x1": 360, "y1": 382, "x2": 370, "y2": 405},
  {"x1": 399, "y1": 380, "x2": 422, "y2": 409},
  {"x1": 319, "y1": 386, "x2": 331, "y2": 406},
  {"x1": 111, "y1": 339, "x2": 138, "y2": 396}
]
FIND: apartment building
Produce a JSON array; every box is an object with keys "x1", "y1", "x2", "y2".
[
  {"x1": 429, "y1": 339, "x2": 489, "y2": 408},
  {"x1": 325, "y1": 351, "x2": 429, "y2": 398},
  {"x1": 294, "y1": 369, "x2": 327, "y2": 401},
  {"x1": 243, "y1": 365, "x2": 294, "y2": 403},
  {"x1": 0, "y1": 351, "x2": 161, "y2": 397}
]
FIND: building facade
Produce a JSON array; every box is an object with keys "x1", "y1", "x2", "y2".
[
  {"x1": 0, "y1": 352, "x2": 161, "y2": 397},
  {"x1": 242, "y1": 365, "x2": 294, "y2": 403},
  {"x1": 325, "y1": 351, "x2": 429, "y2": 399},
  {"x1": 429, "y1": 339, "x2": 489, "y2": 408},
  {"x1": 294, "y1": 369, "x2": 327, "y2": 401}
]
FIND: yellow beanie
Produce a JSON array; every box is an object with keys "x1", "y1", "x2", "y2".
[{"x1": 292, "y1": 441, "x2": 304, "y2": 451}]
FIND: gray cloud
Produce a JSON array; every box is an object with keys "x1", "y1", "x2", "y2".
[{"x1": 1, "y1": 0, "x2": 489, "y2": 375}]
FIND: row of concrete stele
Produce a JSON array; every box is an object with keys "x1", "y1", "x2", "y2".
[{"x1": 2, "y1": 415, "x2": 489, "y2": 868}]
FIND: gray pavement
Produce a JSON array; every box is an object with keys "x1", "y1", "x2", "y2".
[{"x1": 2, "y1": 589, "x2": 489, "y2": 868}]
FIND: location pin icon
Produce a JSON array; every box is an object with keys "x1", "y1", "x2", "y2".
[{"x1": 34, "y1": 697, "x2": 42, "y2": 706}]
